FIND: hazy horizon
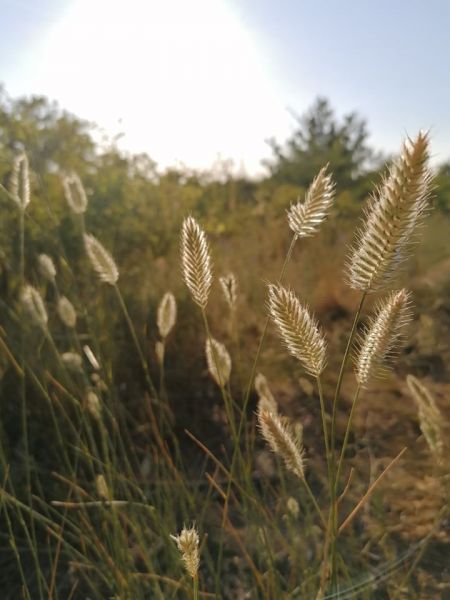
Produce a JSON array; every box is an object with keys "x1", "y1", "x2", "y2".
[{"x1": 1, "y1": 0, "x2": 450, "y2": 174}]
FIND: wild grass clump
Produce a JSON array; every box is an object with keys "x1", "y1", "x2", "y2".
[{"x1": 0, "y1": 132, "x2": 448, "y2": 600}]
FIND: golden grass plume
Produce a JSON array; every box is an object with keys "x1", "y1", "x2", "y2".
[
  {"x1": 10, "y1": 151, "x2": 30, "y2": 209},
  {"x1": 38, "y1": 254, "x2": 56, "y2": 282},
  {"x1": 355, "y1": 289, "x2": 412, "y2": 386},
  {"x1": 347, "y1": 132, "x2": 432, "y2": 292},
  {"x1": 268, "y1": 283, "x2": 326, "y2": 377},
  {"x1": 21, "y1": 285, "x2": 48, "y2": 328},
  {"x1": 205, "y1": 338, "x2": 231, "y2": 388},
  {"x1": 180, "y1": 216, "x2": 212, "y2": 309},
  {"x1": 57, "y1": 296, "x2": 77, "y2": 328},
  {"x1": 287, "y1": 165, "x2": 335, "y2": 238},
  {"x1": 257, "y1": 408, "x2": 305, "y2": 480},
  {"x1": 406, "y1": 375, "x2": 444, "y2": 463},
  {"x1": 63, "y1": 172, "x2": 88, "y2": 214},
  {"x1": 157, "y1": 292, "x2": 177, "y2": 339},
  {"x1": 171, "y1": 525, "x2": 200, "y2": 579},
  {"x1": 84, "y1": 234, "x2": 119, "y2": 285}
]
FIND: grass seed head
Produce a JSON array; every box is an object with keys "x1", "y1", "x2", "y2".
[
  {"x1": 355, "y1": 289, "x2": 412, "y2": 386},
  {"x1": 258, "y1": 408, "x2": 305, "y2": 480},
  {"x1": 219, "y1": 272, "x2": 237, "y2": 309},
  {"x1": 84, "y1": 234, "x2": 119, "y2": 285},
  {"x1": 268, "y1": 283, "x2": 326, "y2": 377},
  {"x1": 38, "y1": 254, "x2": 57, "y2": 282},
  {"x1": 86, "y1": 390, "x2": 102, "y2": 420},
  {"x1": 406, "y1": 375, "x2": 444, "y2": 463},
  {"x1": 63, "y1": 172, "x2": 88, "y2": 214},
  {"x1": 157, "y1": 292, "x2": 177, "y2": 338},
  {"x1": 61, "y1": 352, "x2": 83, "y2": 370},
  {"x1": 180, "y1": 216, "x2": 212, "y2": 309},
  {"x1": 205, "y1": 338, "x2": 231, "y2": 387},
  {"x1": 287, "y1": 165, "x2": 335, "y2": 238},
  {"x1": 21, "y1": 285, "x2": 48, "y2": 328},
  {"x1": 57, "y1": 296, "x2": 77, "y2": 328},
  {"x1": 10, "y1": 152, "x2": 30, "y2": 210},
  {"x1": 171, "y1": 526, "x2": 200, "y2": 579},
  {"x1": 347, "y1": 132, "x2": 433, "y2": 292},
  {"x1": 255, "y1": 372, "x2": 278, "y2": 414}
]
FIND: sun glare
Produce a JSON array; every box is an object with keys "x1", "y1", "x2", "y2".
[{"x1": 27, "y1": 0, "x2": 289, "y2": 174}]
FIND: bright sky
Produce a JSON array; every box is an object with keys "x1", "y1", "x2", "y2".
[{"x1": 1, "y1": 0, "x2": 450, "y2": 174}]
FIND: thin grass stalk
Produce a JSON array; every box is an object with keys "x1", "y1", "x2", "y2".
[
  {"x1": 193, "y1": 575, "x2": 199, "y2": 600},
  {"x1": 328, "y1": 292, "x2": 366, "y2": 590},
  {"x1": 17, "y1": 205, "x2": 47, "y2": 598},
  {"x1": 330, "y1": 384, "x2": 362, "y2": 590},
  {"x1": 213, "y1": 234, "x2": 298, "y2": 589},
  {"x1": 113, "y1": 284, "x2": 158, "y2": 400},
  {"x1": 316, "y1": 376, "x2": 332, "y2": 486},
  {"x1": 201, "y1": 310, "x2": 237, "y2": 442}
]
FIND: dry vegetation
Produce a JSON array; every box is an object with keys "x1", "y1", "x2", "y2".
[{"x1": 0, "y1": 126, "x2": 449, "y2": 600}]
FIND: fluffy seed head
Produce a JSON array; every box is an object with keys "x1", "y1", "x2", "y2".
[
  {"x1": 171, "y1": 526, "x2": 200, "y2": 579},
  {"x1": 21, "y1": 285, "x2": 48, "y2": 328},
  {"x1": 157, "y1": 292, "x2": 177, "y2": 338},
  {"x1": 86, "y1": 390, "x2": 102, "y2": 420},
  {"x1": 84, "y1": 234, "x2": 119, "y2": 285},
  {"x1": 10, "y1": 152, "x2": 30, "y2": 209},
  {"x1": 57, "y1": 296, "x2": 77, "y2": 328},
  {"x1": 61, "y1": 352, "x2": 83, "y2": 370},
  {"x1": 258, "y1": 408, "x2": 305, "y2": 480},
  {"x1": 63, "y1": 172, "x2": 88, "y2": 214},
  {"x1": 205, "y1": 338, "x2": 231, "y2": 387},
  {"x1": 268, "y1": 283, "x2": 326, "y2": 377},
  {"x1": 347, "y1": 132, "x2": 432, "y2": 292},
  {"x1": 180, "y1": 216, "x2": 212, "y2": 309},
  {"x1": 355, "y1": 289, "x2": 412, "y2": 386},
  {"x1": 219, "y1": 272, "x2": 237, "y2": 309},
  {"x1": 287, "y1": 165, "x2": 335, "y2": 238},
  {"x1": 406, "y1": 375, "x2": 444, "y2": 463},
  {"x1": 255, "y1": 372, "x2": 278, "y2": 414},
  {"x1": 286, "y1": 497, "x2": 300, "y2": 518},
  {"x1": 38, "y1": 254, "x2": 57, "y2": 282}
]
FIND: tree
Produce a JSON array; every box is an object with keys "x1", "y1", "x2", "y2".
[{"x1": 265, "y1": 97, "x2": 377, "y2": 189}]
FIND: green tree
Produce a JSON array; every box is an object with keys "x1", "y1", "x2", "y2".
[{"x1": 265, "y1": 97, "x2": 377, "y2": 189}]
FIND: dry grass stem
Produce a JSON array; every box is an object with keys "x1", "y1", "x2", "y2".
[
  {"x1": 268, "y1": 283, "x2": 326, "y2": 377},
  {"x1": 157, "y1": 292, "x2": 177, "y2": 338},
  {"x1": 84, "y1": 234, "x2": 119, "y2": 285},
  {"x1": 205, "y1": 338, "x2": 231, "y2": 388},
  {"x1": 347, "y1": 132, "x2": 432, "y2": 292},
  {"x1": 180, "y1": 216, "x2": 212, "y2": 309},
  {"x1": 83, "y1": 345, "x2": 100, "y2": 370},
  {"x1": 287, "y1": 165, "x2": 335, "y2": 238},
  {"x1": 257, "y1": 408, "x2": 305, "y2": 480},
  {"x1": 355, "y1": 289, "x2": 412, "y2": 386}
]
